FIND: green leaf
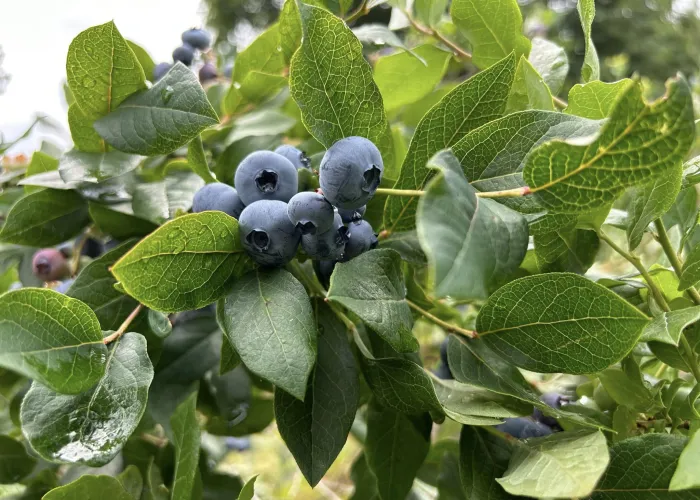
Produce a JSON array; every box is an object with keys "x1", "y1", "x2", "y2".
[
  {"x1": 578, "y1": 0, "x2": 600, "y2": 82},
  {"x1": 94, "y1": 63, "x2": 219, "y2": 156},
  {"x1": 365, "y1": 401, "x2": 431, "y2": 500},
  {"x1": 374, "y1": 45, "x2": 451, "y2": 113},
  {"x1": 279, "y1": 0, "x2": 301, "y2": 65},
  {"x1": 627, "y1": 167, "x2": 682, "y2": 250},
  {"x1": 170, "y1": 388, "x2": 200, "y2": 500},
  {"x1": 415, "y1": 0, "x2": 448, "y2": 26},
  {"x1": 117, "y1": 465, "x2": 143, "y2": 499},
  {"x1": 670, "y1": 430, "x2": 700, "y2": 491},
  {"x1": 112, "y1": 212, "x2": 253, "y2": 312},
  {"x1": 231, "y1": 25, "x2": 285, "y2": 85},
  {"x1": 289, "y1": 3, "x2": 394, "y2": 175},
  {"x1": 132, "y1": 169, "x2": 205, "y2": 224},
  {"x1": 274, "y1": 303, "x2": 359, "y2": 486},
  {"x1": 417, "y1": 151, "x2": 528, "y2": 300},
  {"x1": 597, "y1": 358, "x2": 663, "y2": 413},
  {"x1": 381, "y1": 230, "x2": 426, "y2": 266},
  {"x1": 327, "y1": 249, "x2": 417, "y2": 353},
  {"x1": 24, "y1": 151, "x2": 59, "y2": 194},
  {"x1": 362, "y1": 356, "x2": 442, "y2": 415},
  {"x1": 524, "y1": 78, "x2": 694, "y2": 214},
  {"x1": 237, "y1": 475, "x2": 258, "y2": 500},
  {"x1": 528, "y1": 37, "x2": 568, "y2": 96},
  {"x1": 349, "y1": 454, "x2": 378, "y2": 500},
  {"x1": 590, "y1": 434, "x2": 695, "y2": 499},
  {"x1": 0, "y1": 435, "x2": 36, "y2": 483},
  {"x1": 21, "y1": 332, "x2": 153, "y2": 466},
  {"x1": 383, "y1": 54, "x2": 516, "y2": 233},
  {"x1": 88, "y1": 202, "x2": 158, "y2": 240},
  {"x1": 66, "y1": 21, "x2": 146, "y2": 131},
  {"x1": 450, "y1": 0, "x2": 530, "y2": 69},
  {"x1": 58, "y1": 149, "x2": 142, "y2": 184},
  {"x1": 0, "y1": 288, "x2": 107, "y2": 394},
  {"x1": 225, "y1": 109, "x2": 296, "y2": 145},
  {"x1": 534, "y1": 226, "x2": 600, "y2": 274},
  {"x1": 0, "y1": 189, "x2": 89, "y2": 246},
  {"x1": 68, "y1": 103, "x2": 106, "y2": 152},
  {"x1": 679, "y1": 244, "x2": 700, "y2": 291},
  {"x1": 640, "y1": 306, "x2": 700, "y2": 345},
  {"x1": 187, "y1": 136, "x2": 217, "y2": 183},
  {"x1": 127, "y1": 40, "x2": 156, "y2": 83},
  {"x1": 459, "y1": 426, "x2": 514, "y2": 500},
  {"x1": 565, "y1": 80, "x2": 632, "y2": 119},
  {"x1": 498, "y1": 430, "x2": 609, "y2": 498},
  {"x1": 43, "y1": 475, "x2": 133, "y2": 500},
  {"x1": 237, "y1": 72, "x2": 287, "y2": 107},
  {"x1": 506, "y1": 56, "x2": 554, "y2": 113},
  {"x1": 477, "y1": 273, "x2": 649, "y2": 374},
  {"x1": 218, "y1": 268, "x2": 317, "y2": 400}
]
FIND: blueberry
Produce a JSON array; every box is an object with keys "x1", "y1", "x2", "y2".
[
  {"x1": 319, "y1": 136, "x2": 383, "y2": 209},
  {"x1": 302, "y1": 213, "x2": 349, "y2": 260},
  {"x1": 234, "y1": 151, "x2": 298, "y2": 205},
  {"x1": 193, "y1": 183, "x2": 246, "y2": 219},
  {"x1": 287, "y1": 192, "x2": 335, "y2": 235},
  {"x1": 173, "y1": 44, "x2": 195, "y2": 66},
  {"x1": 313, "y1": 260, "x2": 336, "y2": 289},
  {"x1": 434, "y1": 338, "x2": 453, "y2": 380},
  {"x1": 225, "y1": 436, "x2": 251, "y2": 451},
  {"x1": 32, "y1": 248, "x2": 70, "y2": 282},
  {"x1": 182, "y1": 28, "x2": 212, "y2": 50},
  {"x1": 274, "y1": 145, "x2": 311, "y2": 170},
  {"x1": 496, "y1": 417, "x2": 553, "y2": 439},
  {"x1": 342, "y1": 220, "x2": 378, "y2": 261},
  {"x1": 223, "y1": 63, "x2": 233, "y2": 78},
  {"x1": 55, "y1": 279, "x2": 75, "y2": 294},
  {"x1": 153, "y1": 62, "x2": 172, "y2": 81},
  {"x1": 337, "y1": 205, "x2": 366, "y2": 223},
  {"x1": 199, "y1": 62, "x2": 218, "y2": 83},
  {"x1": 239, "y1": 200, "x2": 301, "y2": 266},
  {"x1": 532, "y1": 393, "x2": 566, "y2": 429}
]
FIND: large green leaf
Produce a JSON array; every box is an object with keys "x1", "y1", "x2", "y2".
[
  {"x1": 591, "y1": 434, "x2": 698, "y2": 499},
  {"x1": 528, "y1": 37, "x2": 568, "y2": 96},
  {"x1": 565, "y1": 80, "x2": 632, "y2": 119},
  {"x1": 365, "y1": 401, "x2": 431, "y2": 500},
  {"x1": 94, "y1": 63, "x2": 219, "y2": 156},
  {"x1": 525, "y1": 78, "x2": 694, "y2": 214},
  {"x1": 417, "y1": 151, "x2": 528, "y2": 300},
  {"x1": 450, "y1": 0, "x2": 530, "y2": 69},
  {"x1": 289, "y1": 4, "x2": 394, "y2": 173},
  {"x1": 498, "y1": 430, "x2": 609, "y2": 498},
  {"x1": 0, "y1": 189, "x2": 89, "y2": 246},
  {"x1": 640, "y1": 306, "x2": 700, "y2": 345},
  {"x1": 578, "y1": 0, "x2": 600, "y2": 82},
  {"x1": 0, "y1": 288, "x2": 106, "y2": 394},
  {"x1": 459, "y1": 426, "x2": 514, "y2": 500},
  {"x1": 20, "y1": 332, "x2": 153, "y2": 466},
  {"x1": 218, "y1": 268, "x2": 317, "y2": 401},
  {"x1": 374, "y1": 45, "x2": 451, "y2": 113},
  {"x1": 505, "y1": 56, "x2": 554, "y2": 113},
  {"x1": 170, "y1": 388, "x2": 200, "y2": 500},
  {"x1": 327, "y1": 249, "x2": 417, "y2": 353},
  {"x1": 274, "y1": 303, "x2": 359, "y2": 486},
  {"x1": 58, "y1": 149, "x2": 142, "y2": 184},
  {"x1": 0, "y1": 435, "x2": 36, "y2": 484},
  {"x1": 112, "y1": 212, "x2": 253, "y2": 312},
  {"x1": 477, "y1": 273, "x2": 649, "y2": 374},
  {"x1": 279, "y1": 0, "x2": 301, "y2": 64},
  {"x1": 43, "y1": 475, "x2": 133, "y2": 500},
  {"x1": 383, "y1": 54, "x2": 516, "y2": 233},
  {"x1": 670, "y1": 430, "x2": 700, "y2": 491}
]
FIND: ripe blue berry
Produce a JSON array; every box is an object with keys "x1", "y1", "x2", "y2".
[
  {"x1": 234, "y1": 151, "x2": 298, "y2": 205},
  {"x1": 302, "y1": 213, "x2": 349, "y2": 260},
  {"x1": 342, "y1": 220, "x2": 378, "y2": 260},
  {"x1": 274, "y1": 145, "x2": 311, "y2": 170},
  {"x1": 173, "y1": 44, "x2": 195, "y2": 66},
  {"x1": 192, "y1": 183, "x2": 246, "y2": 219},
  {"x1": 199, "y1": 62, "x2": 218, "y2": 83},
  {"x1": 337, "y1": 205, "x2": 366, "y2": 223},
  {"x1": 153, "y1": 62, "x2": 172, "y2": 81},
  {"x1": 182, "y1": 28, "x2": 212, "y2": 50},
  {"x1": 319, "y1": 136, "x2": 383, "y2": 209},
  {"x1": 287, "y1": 192, "x2": 335, "y2": 234},
  {"x1": 496, "y1": 418, "x2": 553, "y2": 439},
  {"x1": 32, "y1": 248, "x2": 70, "y2": 282},
  {"x1": 239, "y1": 200, "x2": 301, "y2": 266}
]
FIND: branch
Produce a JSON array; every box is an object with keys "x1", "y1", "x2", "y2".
[
  {"x1": 402, "y1": 9, "x2": 472, "y2": 61},
  {"x1": 104, "y1": 304, "x2": 143, "y2": 344},
  {"x1": 407, "y1": 299, "x2": 476, "y2": 338},
  {"x1": 375, "y1": 186, "x2": 530, "y2": 199}
]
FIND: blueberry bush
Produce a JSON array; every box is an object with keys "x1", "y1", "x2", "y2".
[{"x1": 2, "y1": 0, "x2": 700, "y2": 498}]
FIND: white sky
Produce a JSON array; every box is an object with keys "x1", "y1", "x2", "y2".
[{"x1": 0, "y1": 0, "x2": 206, "y2": 154}]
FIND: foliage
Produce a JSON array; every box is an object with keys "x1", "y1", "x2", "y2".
[{"x1": 2, "y1": 1, "x2": 700, "y2": 498}]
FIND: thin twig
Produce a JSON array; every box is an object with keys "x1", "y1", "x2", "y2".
[
  {"x1": 104, "y1": 304, "x2": 143, "y2": 344},
  {"x1": 403, "y1": 9, "x2": 472, "y2": 61},
  {"x1": 553, "y1": 96, "x2": 568, "y2": 109},
  {"x1": 407, "y1": 299, "x2": 476, "y2": 338},
  {"x1": 375, "y1": 186, "x2": 530, "y2": 199}
]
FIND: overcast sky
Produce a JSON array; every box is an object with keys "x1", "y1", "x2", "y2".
[{"x1": 0, "y1": 0, "x2": 206, "y2": 154}]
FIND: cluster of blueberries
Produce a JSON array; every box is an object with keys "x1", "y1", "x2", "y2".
[
  {"x1": 436, "y1": 340, "x2": 566, "y2": 438},
  {"x1": 192, "y1": 136, "x2": 382, "y2": 280},
  {"x1": 152, "y1": 28, "x2": 220, "y2": 84}
]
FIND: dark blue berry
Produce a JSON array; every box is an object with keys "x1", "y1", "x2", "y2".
[
  {"x1": 287, "y1": 192, "x2": 335, "y2": 234},
  {"x1": 342, "y1": 220, "x2": 378, "y2": 261},
  {"x1": 239, "y1": 200, "x2": 301, "y2": 266},
  {"x1": 274, "y1": 145, "x2": 311, "y2": 170},
  {"x1": 199, "y1": 62, "x2": 218, "y2": 83},
  {"x1": 313, "y1": 260, "x2": 337, "y2": 289},
  {"x1": 55, "y1": 279, "x2": 75, "y2": 295},
  {"x1": 532, "y1": 393, "x2": 566, "y2": 429},
  {"x1": 173, "y1": 44, "x2": 195, "y2": 66},
  {"x1": 153, "y1": 62, "x2": 172, "y2": 81},
  {"x1": 192, "y1": 183, "x2": 246, "y2": 219},
  {"x1": 319, "y1": 136, "x2": 383, "y2": 209},
  {"x1": 234, "y1": 151, "x2": 298, "y2": 205},
  {"x1": 496, "y1": 418, "x2": 553, "y2": 439},
  {"x1": 337, "y1": 205, "x2": 366, "y2": 223},
  {"x1": 182, "y1": 28, "x2": 212, "y2": 50},
  {"x1": 434, "y1": 338, "x2": 453, "y2": 380},
  {"x1": 302, "y1": 213, "x2": 349, "y2": 260}
]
